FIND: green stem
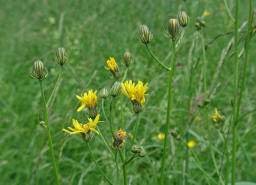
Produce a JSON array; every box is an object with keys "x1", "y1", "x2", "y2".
[
  {"x1": 98, "y1": 128, "x2": 114, "y2": 158},
  {"x1": 47, "y1": 67, "x2": 63, "y2": 107},
  {"x1": 232, "y1": 0, "x2": 240, "y2": 184},
  {"x1": 118, "y1": 149, "x2": 127, "y2": 185},
  {"x1": 223, "y1": 0, "x2": 235, "y2": 22},
  {"x1": 133, "y1": 114, "x2": 140, "y2": 143},
  {"x1": 115, "y1": 151, "x2": 120, "y2": 185},
  {"x1": 87, "y1": 143, "x2": 114, "y2": 185},
  {"x1": 109, "y1": 98, "x2": 115, "y2": 138},
  {"x1": 39, "y1": 81, "x2": 60, "y2": 185},
  {"x1": 160, "y1": 41, "x2": 176, "y2": 185},
  {"x1": 121, "y1": 68, "x2": 128, "y2": 82},
  {"x1": 124, "y1": 154, "x2": 137, "y2": 166},
  {"x1": 146, "y1": 45, "x2": 171, "y2": 71},
  {"x1": 200, "y1": 32, "x2": 224, "y2": 185}
]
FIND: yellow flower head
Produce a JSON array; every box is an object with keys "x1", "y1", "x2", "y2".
[
  {"x1": 76, "y1": 90, "x2": 98, "y2": 112},
  {"x1": 105, "y1": 57, "x2": 119, "y2": 72},
  {"x1": 187, "y1": 140, "x2": 196, "y2": 148},
  {"x1": 113, "y1": 128, "x2": 127, "y2": 148},
  {"x1": 211, "y1": 108, "x2": 224, "y2": 123},
  {"x1": 62, "y1": 114, "x2": 102, "y2": 135},
  {"x1": 195, "y1": 116, "x2": 202, "y2": 121},
  {"x1": 121, "y1": 80, "x2": 148, "y2": 105},
  {"x1": 157, "y1": 133, "x2": 165, "y2": 140},
  {"x1": 203, "y1": 11, "x2": 210, "y2": 17}
]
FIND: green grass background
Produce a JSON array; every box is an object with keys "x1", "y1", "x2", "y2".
[{"x1": 0, "y1": 0, "x2": 255, "y2": 184}]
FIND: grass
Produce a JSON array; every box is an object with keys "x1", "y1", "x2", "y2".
[{"x1": 0, "y1": 0, "x2": 256, "y2": 184}]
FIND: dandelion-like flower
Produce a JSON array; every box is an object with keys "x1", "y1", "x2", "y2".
[
  {"x1": 62, "y1": 114, "x2": 102, "y2": 137},
  {"x1": 187, "y1": 140, "x2": 196, "y2": 148},
  {"x1": 157, "y1": 133, "x2": 165, "y2": 140},
  {"x1": 195, "y1": 116, "x2": 202, "y2": 121},
  {"x1": 76, "y1": 90, "x2": 98, "y2": 118},
  {"x1": 113, "y1": 128, "x2": 127, "y2": 148},
  {"x1": 121, "y1": 80, "x2": 148, "y2": 113},
  {"x1": 203, "y1": 11, "x2": 210, "y2": 17},
  {"x1": 105, "y1": 57, "x2": 120, "y2": 78},
  {"x1": 211, "y1": 108, "x2": 225, "y2": 123}
]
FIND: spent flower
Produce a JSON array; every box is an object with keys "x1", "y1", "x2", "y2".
[{"x1": 113, "y1": 128, "x2": 127, "y2": 148}]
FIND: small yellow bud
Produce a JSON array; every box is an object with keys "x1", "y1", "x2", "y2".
[
  {"x1": 123, "y1": 51, "x2": 131, "y2": 67},
  {"x1": 31, "y1": 60, "x2": 48, "y2": 80},
  {"x1": 168, "y1": 19, "x2": 180, "y2": 41},
  {"x1": 56, "y1": 47, "x2": 68, "y2": 66},
  {"x1": 110, "y1": 82, "x2": 121, "y2": 97},
  {"x1": 178, "y1": 11, "x2": 189, "y2": 27},
  {"x1": 139, "y1": 24, "x2": 153, "y2": 45},
  {"x1": 99, "y1": 88, "x2": 109, "y2": 99}
]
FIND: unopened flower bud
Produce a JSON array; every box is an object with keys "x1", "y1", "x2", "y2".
[
  {"x1": 139, "y1": 24, "x2": 153, "y2": 45},
  {"x1": 168, "y1": 19, "x2": 180, "y2": 41},
  {"x1": 110, "y1": 82, "x2": 121, "y2": 97},
  {"x1": 56, "y1": 47, "x2": 68, "y2": 66},
  {"x1": 132, "y1": 100, "x2": 143, "y2": 113},
  {"x1": 178, "y1": 11, "x2": 189, "y2": 27},
  {"x1": 131, "y1": 145, "x2": 146, "y2": 157},
  {"x1": 195, "y1": 17, "x2": 206, "y2": 30},
  {"x1": 123, "y1": 51, "x2": 131, "y2": 67},
  {"x1": 170, "y1": 128, "x2": 180, "y2": 140},
  {"x1": 31, "y1": 60, "x2": 48, "y2": 80},
  {"x1": 99, "y1": 88, "x2": 109, "y2": 99}
]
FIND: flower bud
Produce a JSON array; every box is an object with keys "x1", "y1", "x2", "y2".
[
  {"x1": 110, "y1": 82, "x2": 121, "y2": 97},
  {"x1": 168, "y1": 19, "x2": 180, "y2": 41},
  {"x1": 178, "y1": 11, "x2": 189, "y2": 27},
  {"x1": 56, "y1": 47, "x2": 68, "y2": 66},
  {"x1": 123, "y1": 51, "x2": 131, "y2": 67},
  {"x1": 132, "y1": 100, "x2": 143, "y2": 113},
  {"x1": 131, "y1": 145, "x2": 146, "y2": 157},
  {"x1": 31, "y1": 60, "x2": 48, "y2": 80},
  {"x1": 195, "y1": 17, "x2": 206, "y2": 31},
  {"x1": 99, "y1": 88, "x2": 109, "y2": 99},
  {"x1": 139, "y1": 24, "x2": 153, "y2": 45}
]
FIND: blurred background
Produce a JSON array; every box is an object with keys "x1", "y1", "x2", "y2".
[{"x1": 0, "y1": 0, "x2": 255, "y2": 184}]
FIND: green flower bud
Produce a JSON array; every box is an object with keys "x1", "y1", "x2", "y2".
[
  {"x1": 195, "y1": 17, "x2": 206, "y2": 31},
  {"x1": 138, "y1": 148, "x2": 146, "y2": 157},
  {"x1": 56, "y1": 47, "x2": 68, "y2": 66},
  {"x1": 31, "y1": 60, "x2": 48, "y2": 80},
  {"x1": 123, "y1": 51, "x2": 131, "y2": 67},
  {"x1": 99, "y1": 88, "x2": 109, "y2": 99},
  {"x1": 168, "y1": 19, "x2": 180, "y2": 41},
  {"x1": 132, "y1": 100, "x2": 143, "y2": 114},
  {"x1": 139, "y1": 24, "x2": 153, "y2": 45},
  {"x1": 178, "y1": 11, "x2": 189, "y2": 27},
  {"x1": 131, "y1": 145, "x2": 142, "y2": 154},
  {"x1": 110, "y1": 82, "x2": 121, "y2": 97}
]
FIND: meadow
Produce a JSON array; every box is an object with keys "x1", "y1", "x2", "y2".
[{"x1": 0, "y1": 0, "x2": 256, "y2": 185}]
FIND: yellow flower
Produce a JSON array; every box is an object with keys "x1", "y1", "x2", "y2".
[
  {"x1": 105, "y1": 57, "x2": 119, "y2": 72},
  {"x1": 187, "y1": 140, "x2": 196, "y2": 148},
  {"x1": 76, "y1": 90, "x2": 98, "y2": 112},
  {"x1": 203, "y1": 11, "x2": 210, "y2": 17},
  {"x1": 157, "y1": 133, "x2": 165, "y2": 140},
  {"x1": 195, "y1": 116, "x2": 202, "y2": 121},
  {"x1": 121, "y1": 80, "x2": 148, "y2": 105},
  {"x1": 211, "y1": 108, "x2": 224, "y2": 123},
  {"x1": 62, "y1": 114, "x2": 102, "y2": 135},
  {"x1": 229, "y1": 20, "x2": 234, "y2": 25},
  {"x1": 113, "y1": 128, "x2": 127, "y2": 148}
]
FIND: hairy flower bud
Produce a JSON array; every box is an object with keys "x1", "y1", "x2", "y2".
[
  {"x1": 56, "y1": 47, "x2": 68, "y2": 66},
  {"x1": 168, "y1": 19, "x2": 180, "y2": 41},
  {"x1": 123, "y1": 51, "x2": 131, "y2": 67},
  {"x1": 31, "y1": 60, "x2": 48, "y2": 80},
  {"x1": 178, "y1": 11, "x2": 189, "y2": 27},
  {"x1": 99, "y1": 88, "x2": 109, "y2": 99},
  {"x1": 110, "y1": 82, "x2": 121, "y2": 97},
  {"x1": 139, "y1": 24, "x2": 153, "y2": 45}
]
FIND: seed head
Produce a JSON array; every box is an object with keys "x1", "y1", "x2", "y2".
[
  {"x1": 168, "y1": 19, "x2": 180, "y2": 41},
  {"x1": 56, "y1": 47, "x2": 68, "y2": 66},
  {"x1": 113, "y1": 129, "x2": 127, "y2": 148},
  {"x1": 139, "y1": 24, "x2": 153, "y2": 45},
  {"x1": 123, "y1": 51, "x2": 131, "y2": 67},
  {"x1": 110, "y1": 82, "x2": 121, "y2": 97},
  {"x1": 178, "y1": 11, "x2": 189, "y2": 27},
  {"x1": 31, "y1": 60, "x2": 48, "y2": 80}
]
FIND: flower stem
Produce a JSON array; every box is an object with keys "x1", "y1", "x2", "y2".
[
  {"x1": 133, "y1": 113, "x2": 140, "y2": 143},
  {"x1": 118, "y1": 149, "x2": 127, "y2": 185},
  {"x1": 87, "y1": 143, "x2": 114, "y2": 185},
  {"x1": 115, "y1": 151, "x2": 120, "y2": 185},
  {"x1": 160, "y1": 41, "x2": 176, "y2": 185},
  {"x1": 109, "y1": 98, "x2": 115, "y2": 138},
  {"x1": 231, "y1": 0, "x2": 240, "y2": 184},
  {"x1": 39, "y1": 81, "x2": 60, "y2": 185}
]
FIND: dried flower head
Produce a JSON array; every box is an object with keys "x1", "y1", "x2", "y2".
[
  {"x1": 113, "y1": 128, "x2": 127, "y2": 148},
  {"x1": 105, "y1": 57, "x2": 120, "y2": 78},
  {"x1": 139, "y1": 24, "x2": 153, "y2": 45},
  {"x1": 31, "y1": 60, "x2": 48, "y2": 80},
  {"x1": 121, "y1": 80, "x2": 148, "y2": 113}
]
